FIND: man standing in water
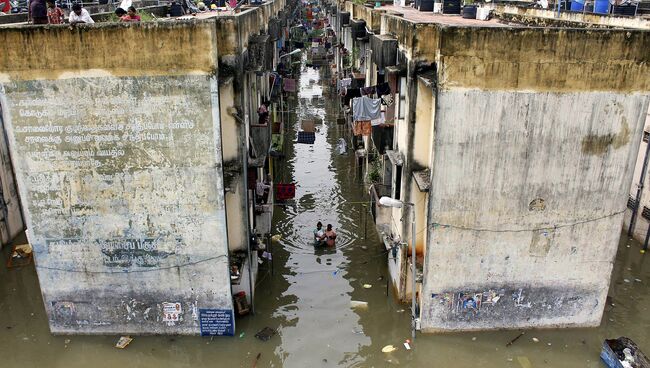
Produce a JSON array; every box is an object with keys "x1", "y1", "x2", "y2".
[
  {"x1": 314, "y1": 221, "x2": 326, "y2": 246},
  {"x1": 324, "y1": 224, "x2": 337, "y2": 247}
]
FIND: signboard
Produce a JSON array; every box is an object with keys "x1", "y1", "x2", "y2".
[
  {"x1": 162, "y1": 302, "x2": 183, "y2": 325},
  {"x1": 199, "y1": 309, "x2": 234, "y2": 336}
]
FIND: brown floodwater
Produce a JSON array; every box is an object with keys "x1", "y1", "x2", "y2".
[{"x1": 1, "y1": 61, "x2": 649, "y2": 368}]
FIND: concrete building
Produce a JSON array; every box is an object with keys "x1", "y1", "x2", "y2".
[
  {"x1": 0, "y1": 0, "x2": 295, "y2": 335},
  {"x1": 332, "y1": 1, "x2": 650, "y2": 332}
]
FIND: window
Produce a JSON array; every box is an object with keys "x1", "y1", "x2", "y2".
[
  {"x1": 644, "y1": 131, "x2": 649, "y2": 143},
  {"x1": 398, "y1": 76, "x2": 407, "y2": 119}
]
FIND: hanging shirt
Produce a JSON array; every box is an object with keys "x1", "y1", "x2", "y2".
[
  {"x1": 376, "y1": 82, "x2": 391, "y2": 96},
  {"x1": 352, "y1": 96, "x2": 381, "y2": 121}
]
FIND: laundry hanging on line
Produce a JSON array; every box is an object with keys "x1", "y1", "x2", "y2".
[
  {"x1": 343, "y1": 88, "x2": 361, "y2": 106},
  {"x1": 371, "y1": 112, "x2": 386, "y2": 126},
  {"x1": 361, "y1": 86, "x2": 376, "y2": 96},
  {"x1": 352, "y1": 96, "x2": 382, "y2": 121},
  {"x1": 353, "y1": 120, "x2": 372, "y2": 136}
]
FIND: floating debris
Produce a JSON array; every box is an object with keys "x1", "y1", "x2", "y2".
[
  {"x1": 350, "y1": 301, "x2": 368, "y2": 310},
  {"x1": 255, "y1": 327, "x2": 276, "y2": 342},
  {"x1": 363, "y1": 284, "x2": 372, "y2": 289},
  {"x1": 382, "y1": 345, "x2": 397, "y2": 353},
  {"x1": 115, "y1": 336, "x2": 133, "y2": 349},
  {"x1": 532, "y1": 337, "x2": 540, "y2": 343},
  {"x1": 506, "y1": 332, "x2": 525, "y2": 347}
]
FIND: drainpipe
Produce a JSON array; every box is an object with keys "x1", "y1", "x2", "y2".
[
  {"x1": 410, "y1": 204, "x2": 416, "y2": 340},
  {"x1": 628, "y1": 136, "x2": 650, "y2": 237}
]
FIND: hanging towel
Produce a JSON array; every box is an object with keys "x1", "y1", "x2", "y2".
[
  {"x1": 376, "y1": 82, "x2": 391, "y2": 96},
  {"x1": 352, "y1": 96, "x2": 382, "y2": 121},
  {"x1": 371, "y1": 112, "x2": 385, "y2": 126}
]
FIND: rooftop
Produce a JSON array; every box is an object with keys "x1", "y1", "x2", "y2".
[{"x1": 380, "y1": 5, "x2": 509, "y2": 27}]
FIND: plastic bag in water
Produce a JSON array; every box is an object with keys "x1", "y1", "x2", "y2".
[{"x1": 337, "y1": 138, "x2": 347, "y2": 155}]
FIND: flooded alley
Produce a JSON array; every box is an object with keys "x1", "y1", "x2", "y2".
[{"x1": 1, "y1": 55, "x2": 650, "y2": 368}]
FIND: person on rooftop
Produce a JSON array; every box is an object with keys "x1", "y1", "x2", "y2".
[
  {"x1": 69, "y1": 3, "x2": 94, "y2": 24},
  {"x1": 120, "y1": 6, "x2": 141, "y2": 22},
  {"x1": 29, "y1": 0, "x2": 48, "y2": 24},
  {"x1": 46, "y1": 0, "x2": 64, "y2": 24}
]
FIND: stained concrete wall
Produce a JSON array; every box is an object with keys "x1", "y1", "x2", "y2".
[
  {"x1": 214, "y1": 0, "x2": 286, "y2": 251},
  {"x1": 623, "y1": 108, "x2": 650, "y2": 243},
  {"x1": 0, "y1": 103, "x2": 24, "y2": 246},
  {"x1": 0, "y1": 22, "x2": 233, "y2": 335},
  {"x1": 421, "y1": 27, "x2": 650, "y2": 332},
  {"x1": 494, "y1": 4, "x2": 650, "y2": 29}
]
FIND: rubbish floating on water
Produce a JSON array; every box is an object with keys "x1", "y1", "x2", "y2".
[
  {"x1": 64, "y1": 339, "x2": 71, "y2": 345},
  {"x1": 363, "y1": 284, "x2": 372, "y2": 289},
  {"x1": 601, "y1": 336, "x2": 650, "y2": 368},
  {"x1": 255, "y1": 327, "x2": 276, "y2": 342},
  {"x1": 517, "y1": 356, "x2": 533, "y2": 368},
  {"x1": 635, "y1": 279, "x2": 642, "y2": 282},
  {"x1": 506, "y1": 332, "x2": 525, "y2": 347},
  {"x1": 532, "y1": 338, "x2": 540, "y2": 343},
  {"x1": 350, "y1": 301, "x2": 368, "y2": 310},
  {"x1": 337, "y1": 138, "x2": 347, "y2": 155},
  {"x1": 382, "y1": 345, "x2": 397, "y2": 353},
  {"x1": 641, "y1": 250, "x2": 646, "y2": 254},
  {"x1": 239, "y1": 332, "x2": 245, "y2": 338},
  {"x1": 404, "y1": 341, "x2": 411, "y2": 350},
  {"x1": 115, "y1": 336, "x2": 133, "y2": 349},
  {"x1": 361, "y1": 245, "x2": 367, "y2": 250},
  {"x1": 271, "y1": 234, "x2": 281, "y2": 242},
  {"x1": 624, "y1": 279, "x2": 631, "y2": 283},
  {"x1": 396, "y1": 309, "x2": 405, "y2": 313},
  {"x1": 472, "y1": 337, "x2": 477, "y2": 341},
  {"x1": 547, "y1": 343, "x2": 552, "y2": 346},
  {"x1": 251, "y1": 352, "x2": 262, "y2": 368}
]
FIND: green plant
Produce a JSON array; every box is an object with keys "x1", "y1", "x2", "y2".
[{"x1": 367, "y1": 159, "x2": 382, "y2": 183}]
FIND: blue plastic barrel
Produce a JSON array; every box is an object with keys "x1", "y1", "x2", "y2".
[
  {"x1": 570, "y1": 0, "x2": 584, "y2": 11},
  {"x1": 594, "y1": 0, "x2": 609, "y2": 13}
]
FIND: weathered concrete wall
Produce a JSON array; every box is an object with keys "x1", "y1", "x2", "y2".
[
  {"x1": 215, "y1": 0, "x2": 286, "y2": 71},
  {"x1": 623, "y1": 108, "x2": 650, "y2": 242},
  {"x1": 494, "y1": 5, "x2": 650, "y2": 29},
  {"x1": 0, "y1": 22, "x2": 234, "y2": 335},
  {"x1": 421, "y1": 26, "x2": 650, "y2": 332},
  {"x1": 0, "y1": 103, "x2": 24, "y2": 245},
  {"x1": 214, "y1": 0, "x2": 286, "y2": 253}
]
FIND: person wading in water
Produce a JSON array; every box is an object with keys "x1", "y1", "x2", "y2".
[
  {"x1": 324, "y1": 224, "x2": 337, "y2": 247},
  {"x1": 314, "y1": 221, "x2": 326, "y2": 246}
]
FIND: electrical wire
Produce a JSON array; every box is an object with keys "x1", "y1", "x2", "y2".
[{"x1": 34, "y1": 254, "x2": 228, "y2": 274}]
